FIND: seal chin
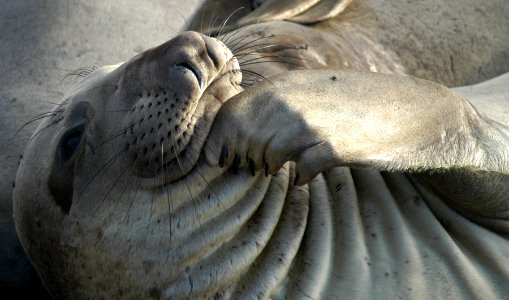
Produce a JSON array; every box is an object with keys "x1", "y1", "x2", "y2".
[{"x1": 121, "y1": 32, "x2": 243, "y2": 182}]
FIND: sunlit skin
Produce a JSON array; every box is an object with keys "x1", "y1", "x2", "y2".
[{"x1": 13, "y1": 0, "x2": 509, "y2": 298}]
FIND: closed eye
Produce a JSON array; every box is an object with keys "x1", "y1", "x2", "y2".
[{"x1": 60, "y1": 123, "x2": 86, "y2": 161}]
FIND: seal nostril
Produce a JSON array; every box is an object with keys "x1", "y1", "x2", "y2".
[
  {"x1": 205, "y1": 42, "x2": 221, "y2": 68},
  {"x1": 174, "y1": 62, "x2": 203, "y2": 88}
]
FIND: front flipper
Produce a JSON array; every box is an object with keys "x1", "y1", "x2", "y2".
[
  {"x1": 186, "y1": 0, "x2": 353, "y2": 34},
  {"x1": 239, "y1": 0, "x2": 353, "y2": 25},
  {"x1": 205, "y1": 69, "x2": 509, "y2": 227}
]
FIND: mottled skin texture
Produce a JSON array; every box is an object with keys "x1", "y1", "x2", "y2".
[{"x1": 12, "y1": 0, "x2": 509, "y2": 299}]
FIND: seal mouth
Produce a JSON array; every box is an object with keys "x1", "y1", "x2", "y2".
[{"x1": 174, "y1": 62, "x2": 204, "y2": 89}]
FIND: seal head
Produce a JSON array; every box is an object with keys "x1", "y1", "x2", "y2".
[{"x1": 13, "y1": 31, "x2": 242, "y2": 299}]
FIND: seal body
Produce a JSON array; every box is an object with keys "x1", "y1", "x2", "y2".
[
  {"x1": 13, "y1": 0, "x2": 509, "y2": 299},
  {"x1": 189, "y1": 0, "x2": 509, "y2": 87}
]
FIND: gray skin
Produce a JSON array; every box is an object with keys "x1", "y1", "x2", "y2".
[
  {"x1": 0, "y1": 0, "x2": 200, "y2": 294},
  {"x1": 11, "y1": 0, "x2": 509, "y2": 299},
  {"x1": 188, "y1": 0, "x2": 509, "y2": 87}
]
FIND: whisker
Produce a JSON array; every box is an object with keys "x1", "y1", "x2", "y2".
[
  {"x1": 240, "y1": 69, "x2": 273, "y2": 85},
  {"x1": 147, "y1": 176, "x2": 156, "y2": 230},
  {"x1": 16, "y1": 100, "x2": 70, "y2": 132},
  {"x1": 84, "y1": 126, "x2": 131, "y2": 159},
  {"x1": 176, "y1": 10, "x2": 190, "y2": 31},
  {"x1": 164, "y1": 163, "x2": 174, "y2": 258},
  {"x1": 34, "y1": 100, "x2": 61, "y2": 105},
  {"x1": 217, "y1": 7, "x2": 245, "y2": 40},
  {"x1": 24, "y1": 119, "x2": 61, "y2": 150},
  {"x1": 14, "y1": 111, "x2": 60, "y2": 138},
  {"x1": 239, "y1": 54, "x2": 313, "y2": 65},
  {"x1": 227, "y1": 28, "x2": 269, "y2": 51},
  {"x1": 79, "y1": 146, "x2": 128, "y2": 197},
  {"x1": 92, "y1": 162, "x2": 130, "y2": 216},
  {"x1": 235, "y1": 44, "x2": 281, "y2": 57},
  {"x1": 230, "y1": 35, "x2": 273, "y2": 53},
  {"x1": 122, "y1": 141, "x2": 158, "y2": 227},
  {"x1": 61, "y1": 65, "x2": 100, "y2": 83},
  {"x1": 242, "y1": 60, "x2": 309, "y2": 69},
  {"x1": 225, "y1": 28, "x2": 265, "y2": 48},
  {"x1": 208, "y1": 14, "x2": 220, "y2": 36},
  {"x1": 173, "y1": 143, "x2": 203, "y2": 229},
  {"x1": 200, "y1": 5, "x2": 207, "y2": 34},
  {"x1": 121, "y1": 176, "x2": 143, "y2": 226}
]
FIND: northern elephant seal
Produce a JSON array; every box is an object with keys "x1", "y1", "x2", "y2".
[{"x1": 13, "y1": 0, "x2": 509, "y2": 299}]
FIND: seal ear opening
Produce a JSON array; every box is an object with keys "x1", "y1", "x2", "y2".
[{"x1": 48, "y1": 123, "x2": 86, "y2": 214}]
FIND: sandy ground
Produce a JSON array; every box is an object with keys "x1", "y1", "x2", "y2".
[{"x1": 0, "y1": 0, "x2": 201, "y2": 296}]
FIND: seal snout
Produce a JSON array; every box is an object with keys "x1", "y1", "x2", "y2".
[
  {"x1": 123, "y1": 88, "x2": 196, "y2": 178},
  {"x1": 121, "y1": 32, "x2": 242, "y2": 179}
]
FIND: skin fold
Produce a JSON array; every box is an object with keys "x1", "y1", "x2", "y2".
[{"x1": 12, "y1": 0, "x2": 509, "y2": 298}]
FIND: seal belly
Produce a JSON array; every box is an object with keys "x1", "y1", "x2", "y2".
[{"x1": 277, "y1": 167, "x2": 509, "y2": 299}]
